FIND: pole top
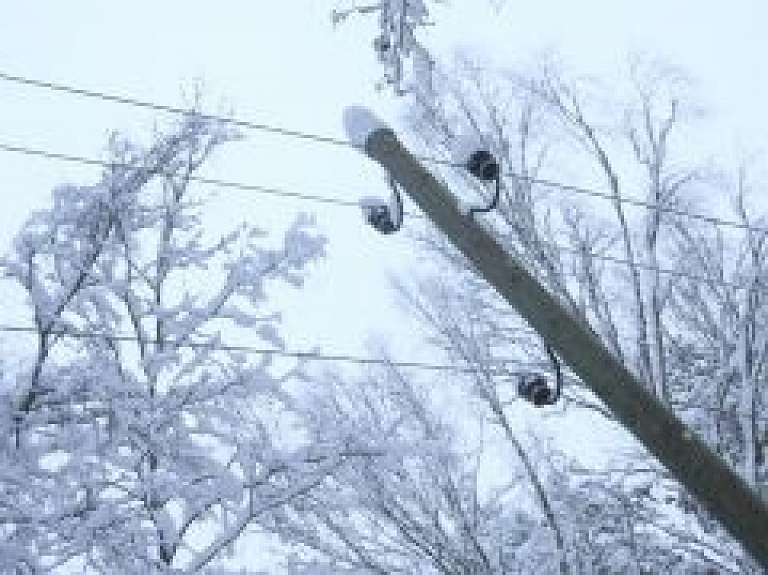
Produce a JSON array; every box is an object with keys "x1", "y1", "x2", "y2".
[{"x1": 343, "y1": 106, "x2": 389, "y2": 147}]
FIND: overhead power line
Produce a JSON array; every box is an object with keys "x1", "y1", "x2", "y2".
[
  {"x1": 0, "y1": 324, "x2": 761, "y2": 421},
  {"x1": 0, "y1": 324, "x2": 503, "y2": 374},
  {"x1": 1, "y1": 70, "x2": 767, "y2": 237},
  {"x1": 0, "y1": 140, "x2": 756, "y2": 291},
  {"x1": 0, "y1": 71, "x2": 355, "y2": 151},
  {"x1": 0, "y1": 142, "x2": 362, "y2": 210}
]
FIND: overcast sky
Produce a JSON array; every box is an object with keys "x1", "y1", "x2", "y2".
[
  {"x1": 1, "y1": 0, "x2": 766, "y2": 355},
  {"x1": 1, "y1": 1, "x2": 766, "y2": 568},
  {"x1": 0, "y1": 0, "x2": 764, "y2": 476}
]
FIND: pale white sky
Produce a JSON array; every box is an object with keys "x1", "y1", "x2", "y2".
[
  {"x1": 0, "y1": 0, "x2": 411, "y2": 358},
  {"x1": 1, "y1": 0, "x2": 766, "y2": 359},
  {"x1": 1, "y1": 0, "x2": 765, "y2": 569}
]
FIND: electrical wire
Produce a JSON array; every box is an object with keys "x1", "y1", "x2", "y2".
[
  {"x1": 0, "y1": 69, "x2": 761, "y2": 419},
  {"x1": 0, "y1": 140, "x2": 756, "y2": 291},
  {"x1": 0, "y1": 72, "x2": 355, "y2": 151},
  {"x1": 468, "y1": 173, "x2": 502, "y2": 217},
  {"x1": 0, "y1": 324, "x2": 762, "y2": 420},
  {"x1": 0, "y1": 324, "x2": 513, "y2": 374},
  {"x1": 0, "y1": 142, "x2": 363, "y2": 210},
  {"x1": 1, "y1": 70, "x2": 767, "y2": 237},
  {"x1": 671, "y1": 401, "x2": 768, "y2": 421},
  {"x1": 545, "y1": 343, "x2": 563, "y2": 404},
  {"x1": 0, "y1": 75, "x2": 765, "y2": 467}
]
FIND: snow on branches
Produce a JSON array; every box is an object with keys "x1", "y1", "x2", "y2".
[
  {"x1": 333, "y1": 1, "x2": 437, "y2": 99},
  {"x1": 0, "y1": 108, "x2": 331, "y2": 572}
]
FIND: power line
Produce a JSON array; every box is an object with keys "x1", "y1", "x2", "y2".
[
  {"x1": 0, "y1": 324, "x2": 762, "y2": 421},
  {"x1": 1, "y1": 70, "x2": 767, "y2": 237},
  {"x1": 0, "y1": 142, "x2": 362, "y2": 210},
  {"x1": 568, "y1": 390, "x2": 768, "y2": 421},
  {"x1": 0, "y1": 71, "x2": 355, "y2": 151},
  {"x1": 542, "y1": 241, "x2": 753, "y2": 290},
  {"x1": 672, "y1": 401, "x2": 768, "y2": 421},
  {"x1": 0, "y1": 140, "x2": 755, "y2": 291},
  {"x1": 0, "y1": 324, "x2": 499, "y2": 374}
]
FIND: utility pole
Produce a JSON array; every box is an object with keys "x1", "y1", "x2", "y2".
[{"x1": 346, "y1": 111, "x2": 768, "y2": 566}]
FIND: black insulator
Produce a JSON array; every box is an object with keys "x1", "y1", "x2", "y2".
[
  {"x1": 374, "y1": 35, "x2": 391, "y2": 53},
  {"x1": 532, "y1": 384, "x2": 555, "y2": 407},
  {"x1": 466, "y1": 150, "x2": 500, "y2": 182},
  {"x1": 516, "y1": 345, "x2": 563, "y2": 407},
  {"x1": 363, "y1": 177, "x2": 404, "y2": 235},
  {"x1": 518, "y1": 375, "x2": 553, "y2": 407},
  {"x1": 366, "y1": 205, "x2": 399, "y2": 234}
]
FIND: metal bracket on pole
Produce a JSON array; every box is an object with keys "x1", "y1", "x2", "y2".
[{"x1": 344, "y1": 108, "x2": 768, "y2": 566}]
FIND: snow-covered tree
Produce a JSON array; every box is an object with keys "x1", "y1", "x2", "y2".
[
  {"x1": 668, "y1": 171, "x2": 768, "y2": 491},
  {"x1": 271, "y1": 363, "x2": 548, "y2": 574},
  {"x1": 333, "y1": 2, "x2": 766, "y2": 569},
  {"x1": 332, "y1": 0, "x2": 437, "y2": 98},
  {"x1": 0, "y1": 108, "x2": 332, "y2": 572}
]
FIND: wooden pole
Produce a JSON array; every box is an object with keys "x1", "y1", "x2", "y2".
[{"x1": 359, "y1": 126, "x2": 768, "y2": 566}]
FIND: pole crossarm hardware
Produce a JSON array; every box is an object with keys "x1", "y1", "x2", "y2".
[{"x1": 348, "y1": 115, "x2": 768, "y2": 566}]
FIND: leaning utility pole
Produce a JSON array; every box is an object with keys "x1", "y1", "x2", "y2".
[{"x1": 344, "y1": 108, "x2": 768, "y2": 566}]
